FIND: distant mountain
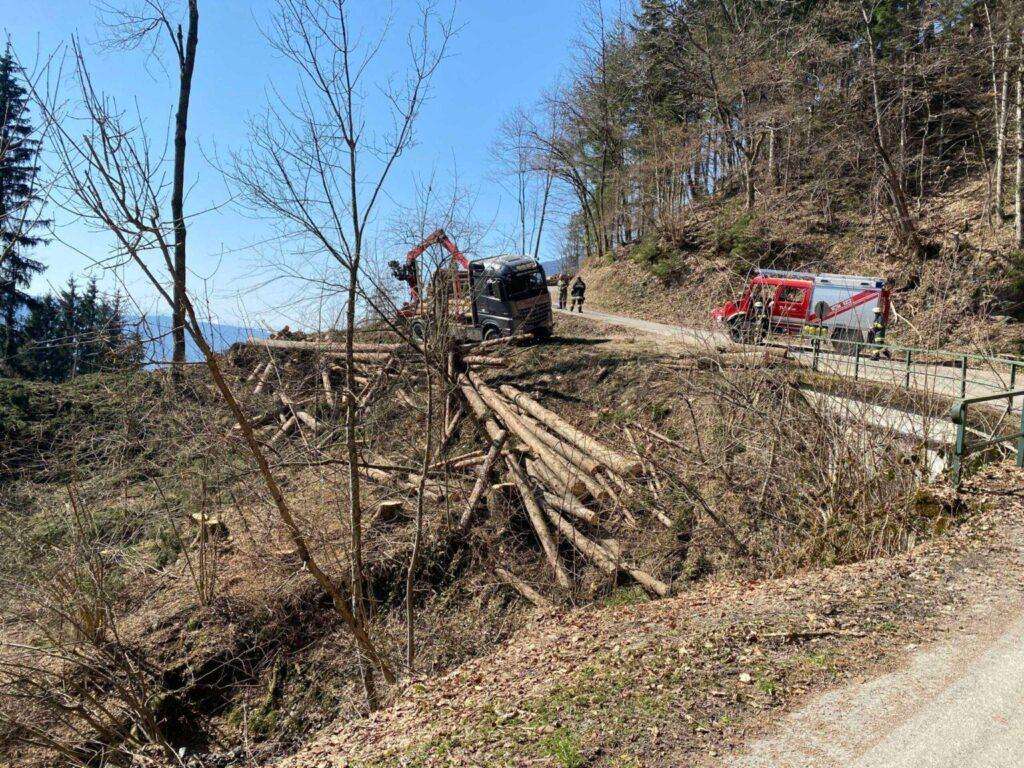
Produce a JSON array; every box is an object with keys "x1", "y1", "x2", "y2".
[
  {"x1": 539, "y1": 259, "x2": 563, "y2": 276},
  {"x1": 134, "y1": 315, "x2": 268, "y2": 365}
]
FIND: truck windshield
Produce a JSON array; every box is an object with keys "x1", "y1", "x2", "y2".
[{"x1": 505, "y1": 269, "x2": 546, "y2": 299}]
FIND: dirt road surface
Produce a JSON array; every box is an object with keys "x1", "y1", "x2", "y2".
[{"x1": 723, "y1": 603, "x2": 1024, "y2": 767}]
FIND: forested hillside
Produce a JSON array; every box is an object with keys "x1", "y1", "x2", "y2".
[{"x1": 512, "y1": 0, "x2": 1024, "y2": 348}]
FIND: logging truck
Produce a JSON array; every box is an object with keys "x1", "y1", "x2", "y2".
[
  {"x1": 390, "y1": 229, "x2": 553, "y2": 341},
  {"x1": 712, "y1": 269, "x2": 890, "y2": 352}
]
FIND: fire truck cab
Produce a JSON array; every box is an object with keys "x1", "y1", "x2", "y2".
[{"x1": 712, "y1": 269, "x2": 890, "y2": 351}]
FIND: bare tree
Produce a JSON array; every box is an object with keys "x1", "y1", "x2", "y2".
[
  {"x1": 96, "y1": 0, "x2": 199, "y2": 368},
  {"x1": 229, "y1": 0, "x2": 453, "y2": 707},
  {"x1": 35, "y1": 2, "x2": 402, "y2": 715}
]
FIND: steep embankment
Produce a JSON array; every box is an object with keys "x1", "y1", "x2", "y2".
[
  {"x1": 282, "y1": 464, "x2": 1024, "y2": 768},
  {"x1": 581, "y1": 176, "x2": 1024, "y2": 353}
]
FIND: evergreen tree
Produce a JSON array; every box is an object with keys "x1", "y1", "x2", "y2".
[
  {"x1": 0, "y1": 42, "x2": 47, "y2": 363},
  {"x1": 16, "y1": 278, "x2": 142, "y2": 382},
  {"x1": 633, "y1": 0, "x2": 682, "y2": 123}
]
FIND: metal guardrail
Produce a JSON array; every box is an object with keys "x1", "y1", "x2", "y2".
[
  {"x1": 801, "y1": 335, "x2": 1024, "y2": 411},
  {"x1": 948, "y1": 388, "x2": 1024, "y2": 487},
  {"x1": 786, "y1": 334, "x2": 1024, "y2": 486}
]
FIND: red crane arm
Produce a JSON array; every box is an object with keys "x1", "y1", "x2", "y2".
[{"x1": 405, "y1": 228, "x2": 469, "y2": 271}]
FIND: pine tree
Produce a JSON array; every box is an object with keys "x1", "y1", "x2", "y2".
[
  {"x1": 0, "y1": 42, "x2": 47, "y2": 362},
  {"x1": 633, "y1": 0, "x2": 681, "y2": 124}
]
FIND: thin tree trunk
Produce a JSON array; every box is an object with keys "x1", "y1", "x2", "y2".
[
  {"x1": 1015, "y1": 40, "x2": 1023, "y2": 247},
  {"x1": 406, "y1": 349, "x2": 434, "y2": 671},
  {"x1": 171, "y1": 1, "x2": 199, "y2": 369}
]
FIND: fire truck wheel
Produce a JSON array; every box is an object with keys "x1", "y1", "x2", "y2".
[
  {"x1": 727, "y1": 318, "x2": 754, "y2": 344},
  {"x1": 830, "y1": 328, "x2": 861, "y2": 355},
  {"x1": 410, "y1": 320, "x2": 426, "y2": 342}
]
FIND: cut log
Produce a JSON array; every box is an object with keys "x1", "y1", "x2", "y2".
[
  {"x1": 244, "y1": 363, "x2": 265, "y2": 385},
  {"x1": 467, "y1": 373, "x2": 587, "y2": 497},
  {"x1": 267, "y1": 414, "x2": 297, "y2": 447},
  {"x1": 188, "y1": 512, "x2": 228, "y2": 538},
  {"x1": 462, "y1": 355, "x2": 507, "y2": 368},
  {"x1": 430, "y1": 449, "x2": 486, "y2": 472},
  {"x1": 498, "y1": 383, "x2": 641, "y2": 476},
  {"x1": 248, "y1": 337, "x2": 400, "y2": 353},
  {"x1": 372, "y1": 500, "x2": 405, "y2": 527},
  {"x1": 459, "y1": 333, "x2": 529, "y2": 353},
  {"x1": 295, "y1": 411, "x2": 319, "y2": 432},
  {"x1": 493, "y1": 566, "x2": 553, "y2": 609},
  {"x1": 458, "y1": 376, "x2": 505, "y2": 442},
  {"x1": 486, "y1": 482, "x2": 517, "y2": 515},
  {"x1": 457, "y1": 431, "x2": 509, "y2": 533},
  {"x1": 514, "y1": 405, "x2": 602, "y2": 475},
  {"x1": 326, "y1": 351, "x2": 395, "y2": 364},
  {"x1": 321, "y1": 368, "x2": 336, "y2": 409},
  {"x1": 541, "y1": 506, "x2": 618, "y2": 577},
  {"x1": 439, "y1": 405, "x2": 464, "y2": 453},
  {"x1": 506, "y1": 457, "x2": 570, "y2": 588},
  {"x1": 542, "y1": 491, "x2": 598, "y2": 525},
  {"x1": 543, "y1": 506, "x2": 670, "y2": 598},
  {"x1": 234, "y1": 406, "x2": 285, "y2": 433},
  {"x1": 253, "y1": 361, "x2": 275, "y2": 395}
]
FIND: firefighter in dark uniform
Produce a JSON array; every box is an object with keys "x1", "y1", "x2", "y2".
[{"x1": 570, "y1": 276, "x2": 587, "y2": 313}]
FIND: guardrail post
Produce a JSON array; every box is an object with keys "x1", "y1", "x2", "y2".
[
  {"x1": 952, "y1": 403, "x2": 967, "y2": 488},
  {"x1": 1018, "y1": 403, "x2": 1024, "y2": 469},
  {"x1": 1009, "y1": 363, "x2": 1018, "y2": 415},
  {"x1": 904, "y1": 349, "x2": 912, "y2": 389},
  {"x1": 960, "y1": 355, "x2": 968, "y2": 399}
]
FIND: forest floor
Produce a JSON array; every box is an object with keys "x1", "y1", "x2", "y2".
[{"x1": 280, "y1": 462, "x2": 1024, "y2": 767}]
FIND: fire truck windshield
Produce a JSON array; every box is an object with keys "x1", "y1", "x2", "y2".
[{"x1": 506, "y1": 269, "x2": 546, "y2": 299}]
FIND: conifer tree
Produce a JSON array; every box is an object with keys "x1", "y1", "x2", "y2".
[{"x1": 0, "y1": 43, "x2": 47, "y2": 362}]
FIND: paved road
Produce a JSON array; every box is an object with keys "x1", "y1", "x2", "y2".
[
  {"x1": 551, "y1": 293, "x2": 1022, "y2": 415},
  {"x1": 723, "y1": 610, "x2": 1024, "y2": 768}
]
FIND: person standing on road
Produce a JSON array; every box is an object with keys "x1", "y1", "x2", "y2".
[
  {"x1": 570, "y1": 276, "x2": 587, "y2": 313},
  {"x1": 557, "y1": 274, "x2": 569, "y2": 310}
]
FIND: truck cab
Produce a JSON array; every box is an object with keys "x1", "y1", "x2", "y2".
[{"x1": 468, "y1": 255, "x2": 553, "y2": 340}]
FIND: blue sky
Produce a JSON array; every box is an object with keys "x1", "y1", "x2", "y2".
[{"x1": 5, "y1": 1, "x2": 590, "y2": 327}]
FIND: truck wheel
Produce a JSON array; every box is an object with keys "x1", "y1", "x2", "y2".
[
  {"x1": 830, "y1": 328, "x2": 862, "y2": 356},
  {"x1": 482, "y1": 325, "x2": 501, "y2": 341},
  {"x1": 728, "y1": 318, "x2": 759, "y2": 345},
  {"x1": 727, "y1": 321, "x2": 745, "y2": 344},
  {"x1": 410, "y1": 320, "x2": 426, "y2": 342}
]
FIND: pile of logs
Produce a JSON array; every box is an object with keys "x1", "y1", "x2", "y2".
[
  {"x1": 455, "y1": 370, "x2": 671, "y2": 600},
  {"x1": 236, "y1": 337, "x2": 403, "y2": 447},
  {"x1": 233, "y1": 330, "x2": 671, "y2": 603}
]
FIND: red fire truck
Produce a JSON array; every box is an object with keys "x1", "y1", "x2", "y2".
[{"x1": 712, "y1": 269, "x2": 890, "y2": 351}]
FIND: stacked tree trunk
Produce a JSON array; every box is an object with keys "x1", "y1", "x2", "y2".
[
  {"x1": 236, "y1": 336, "x2": 402, "y2": 448},
  {"x1": 234, "y1": 331, "x2": 671, "y2": 602},
  {"x1": 457, "y1": 370, "x2": 669, "y2": 598}
]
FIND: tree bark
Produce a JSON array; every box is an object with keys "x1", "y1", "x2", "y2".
[{"x1": 171, "y1": 1, "x2": 199, "y2": 368}]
